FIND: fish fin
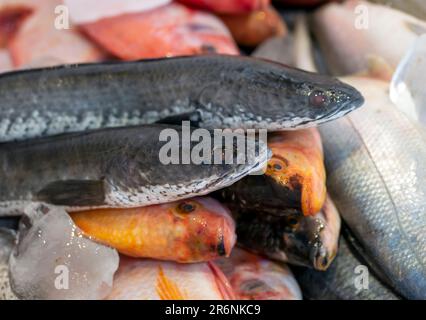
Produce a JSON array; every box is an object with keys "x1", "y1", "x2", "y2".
[
  {"x1": 36, "y1": 180, "x2": 105, "y2": 206},
  {"x1": 405, "y1": 21, "x2": 426, "y2": 36},
  {"x1": 156, "y1": 110, "x2": 202, "y2": 127}
]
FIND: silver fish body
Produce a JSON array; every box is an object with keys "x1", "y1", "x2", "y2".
[
  {"x1": 0, "y1": 124, "x2": 268, "y2": 215},
  {"x1": 0, "y1": 55, "x2": 363, "y2": 143},
  {"x1": 320, "y1": 77, "x2": 426, "y2": 299},
  {"x1": 294, "y1": 234, "x2": 401, "y2": 300}
]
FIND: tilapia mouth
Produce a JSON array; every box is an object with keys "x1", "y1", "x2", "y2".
[{"x1": 308, "y1": 217, "x2": 335, "y2": 271}]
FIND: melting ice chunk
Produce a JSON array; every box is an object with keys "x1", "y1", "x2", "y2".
[
  {"x1": 0, "y1": 228, "x2": 17, "y2": 300},
  {"x1": 9, "y1": 204, "x2": 119, "y2": 300},
  {"x1": 391, "y1": 34, "x2": 426, "y2": 126}
]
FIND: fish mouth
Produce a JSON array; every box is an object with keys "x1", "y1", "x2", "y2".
[{"x1": 310, "y1": 244, "x2": 334, "y2": 271}]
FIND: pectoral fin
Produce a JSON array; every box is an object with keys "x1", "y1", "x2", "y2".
[{"x1": 36, "y1": 180, "x2": 105, "y2": 206}]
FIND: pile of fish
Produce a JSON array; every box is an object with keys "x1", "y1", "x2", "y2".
[{"x1": 0, "y1": 0, "x2": 425, "y2": 300}]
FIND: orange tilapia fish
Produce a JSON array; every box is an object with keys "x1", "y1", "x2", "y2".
[
  {"x1": 8, "y1": 0, "x2": 106, "y2": 68},
  {"x1": 177, "y1": 0, "x2": 270, "y2": 14},
  {"x1": 80, "y1": 3, "x2": 239, "y2": 60},
  {"x1": 107, "y1": 257, "x2": 235, "y2": 300},
  {"x1": 221, "y1": 128, "x2": 326, "y2": 216},
  {"x1": 70, "y1": 197, "x2": 236, "y2": 263},
  {"x1": 216, "y1": 248, "x2": 302, "y2": 300},
  {"x1": 219, "y1": 6, "x2": 287, "y2": 47}
]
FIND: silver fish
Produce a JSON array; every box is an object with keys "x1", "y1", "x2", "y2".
[
  {"x1": 320, "y1": 76, "x2": 426, "y2": 299},
  {"x1": 294, "y1": 233, "x2": 401, "y2": 300}
]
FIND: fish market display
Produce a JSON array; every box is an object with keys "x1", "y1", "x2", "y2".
[
  {"x1": 177, "y1": 0, "x2": 269, "y2": 14},
  {"x1": 71, "y1": 197, "x2": 236, "y2": 263},
  {"x1": 0, "y1": 228, "x2": 17, "y2": 300},
  {"x1": 234, "y1": 195, "x2": 341, "y2": 270},
  {"x1": 294, "y1": 234, "x2": 401, "y2": 300},
  {"x1": 219, "y1": 6, "x2": 287, "y2": 47},
  {"x1": 216, "y1": 248, "x2": 302, "y2": 300},
  {"x1": 313, "y1": 0, "x2": 426, "y2": 75},
  {"x1": 0, "y1": 0, "x2": 423, "y2": 302},
  {"x1": 0, "y1": 55, "x2": 363, "y2": 143},
  {"x1": 107, "y1": 257, "x2": 234, "y2": 300},
  {"x1": 80, "y1": 3, "x2": 239, "y2": 60},
  {"x1": 221, "y1": 128, "x2": 326, "y2": 216},
  {"x1": 390, "y1": 34, "x2": 426, "y2": 126},
  {"x1": 320, "y1": 76, "x2": 426, "y2": 299},
  {"x1": 9, "y1": 204, "x2": 119, "y2": 300},
  {"x1": 0, "y1": 124, "x2": 267, "y2": 215}
]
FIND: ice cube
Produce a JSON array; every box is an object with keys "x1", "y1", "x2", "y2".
[
  {"x1": 0, "y1": 228, "x2": 17, "y2": 300},
  {"x1": 391, "y1": 34, "x2": 426, "y2": 126},
  {"x1": 9, "y1": 204, "x2": 119, "y2": 300}
]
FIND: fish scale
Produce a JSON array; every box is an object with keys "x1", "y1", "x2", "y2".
[{"x1": 320, "y1": 77, "x2": 426, "y2": 299}]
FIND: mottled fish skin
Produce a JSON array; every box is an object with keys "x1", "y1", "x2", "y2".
[
  {"x1": 233, "y1": 195, "x2": 340, "y2": 270},
  {"x1": 0, "y1": 124, "x2": 268, "y2": 215},
  {"x1": 0, "y1": 55, "x2": 363, "y2": 143},
  {"x1": 319, "y1": 77, "x2": 426, "y2": 299},
  {"x1": 294, "y1": 234, "x2": 401, "y2": 300}
]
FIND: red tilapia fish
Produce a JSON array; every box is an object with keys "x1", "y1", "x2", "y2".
[
  {"x1": 267, "y1": 128, "x2": 326, "y2": 216},
  {"x1": 80, "y1": 3, "x2": 239, "y2": 60},
  {"x1": 222, "y1": 128, "x2": 326, "y2": 216},
  {"x1": 107, "y1": 257, "x2": 235, "y2": 300},
  {"x1": 177, "y1": 0, "x2": 270, "y2": 14},
  {"x1": 7, "y1": 0, "x2": 105, "y2": 68},
  {"x1": 216, "y1": 248, "x2": 302, "y2": 300},
  {"x1": 70, "y1": 197, "x2": 236, "y2": 263}
]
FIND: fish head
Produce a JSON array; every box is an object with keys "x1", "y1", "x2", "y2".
[
  {"x1": 168, "y1": 197, "x2": 236, "y2": 260},
  {"x1": 279, "y1": 212, "x2": 337, "y2": 271},
  {"x1": 243, "y1": 59, "x2": 365, "y2": 128},
  {"x1": 279, "y1": 69, "x2": 364, "y2": 127}
]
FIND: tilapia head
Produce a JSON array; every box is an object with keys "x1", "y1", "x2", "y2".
[{"x1": 234, "y1": 197, "x2": 340, "y2": 271}]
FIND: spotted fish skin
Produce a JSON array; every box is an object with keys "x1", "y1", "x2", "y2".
[
  {"x1": 0, "y1": 124, "x2": 268, "y2": 214},
  {"x1": 320, "y1": 77, "x2": 426, "y2": 299},
  {"x1": 0, "y1": 55, "x2": 363, "y2": 143}
]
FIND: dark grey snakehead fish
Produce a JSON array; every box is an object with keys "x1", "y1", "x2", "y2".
[
  {"x1": 294, "y1": 232, "x2": 401, "y2": 300},
  {"x1": 0, "y1": 55, "x2": 364, "y2": 142},
  {"x1": 320, "y1": 77, "x2": 426, "y2": 299},
  {"x1": 0, "y1": 124, "x2": 268, "y2": 216}
]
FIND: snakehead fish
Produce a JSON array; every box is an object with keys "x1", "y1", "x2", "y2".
[
  {"x1": 0, "y1": 124, "x2": 268, "y2": 216},
  {"x1": 0, "y1": 55, "x2": 363, "y2": 142}
]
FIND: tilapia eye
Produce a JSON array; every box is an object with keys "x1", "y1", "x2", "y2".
[
  {"x1": 309, "y1": 90, "x2": 329, "y2": 107},
  {"x1": 267, "y1": 158, "x2": 286, "y2": 173},
  {"x1": 177, "y1": 202, "x2": 196, "y2": 214}
]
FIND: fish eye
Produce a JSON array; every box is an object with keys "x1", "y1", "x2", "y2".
[
  {"x1": 177, "y1": 201, "x2": 196, "y2": 214},
  {"x1": 267, "y1": 158, "x2": 286, "y2": 174},
  {"x1": 309, "y1": 90, "x2": 329, "y2": 107}
]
